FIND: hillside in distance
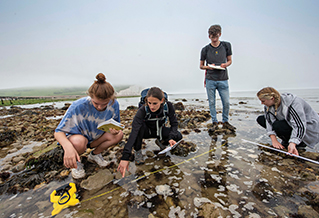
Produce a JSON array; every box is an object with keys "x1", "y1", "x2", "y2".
[{"x1": 0, "y1": 85, "x2": 146, "y2": 97}]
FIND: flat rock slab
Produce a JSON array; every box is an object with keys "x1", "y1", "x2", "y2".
[{"x1": 80, "y1": 169, "x2": 114, "y2": 190}]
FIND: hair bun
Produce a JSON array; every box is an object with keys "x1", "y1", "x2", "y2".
[{"x1": 96, "y1": 73, "x2": 106, "y2": 84}]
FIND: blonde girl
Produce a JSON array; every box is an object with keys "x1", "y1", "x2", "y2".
[{"x1": 257, "y1": 87, "x2": 319, "y2": 156}]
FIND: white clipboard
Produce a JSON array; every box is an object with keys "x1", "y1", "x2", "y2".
[{"x1": 158, "y1": 140, "x2": 182, "y2": 155}]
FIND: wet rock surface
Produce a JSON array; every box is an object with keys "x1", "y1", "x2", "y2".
[
  {"x1": 80, "y1": 169, "x2": 114, "y2": 191},
  {"x1": 0, "y1": 100, "x2": 319, "y2": 217},
  {"x1": 170, "y1": 140, "x2": 197, "y2": 156},
  {"x1": 0, "y1": 103, "x2": 213, "y2": 195},
  {"x1": 0, "y1": 146, "x2": 65, "y2": 194}
]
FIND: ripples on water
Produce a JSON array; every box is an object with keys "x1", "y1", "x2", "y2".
[{"x1": 0, "y1": 89, "x2": 319, "y2": 217}]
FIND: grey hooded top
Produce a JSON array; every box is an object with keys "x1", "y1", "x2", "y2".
[{"x1": 264, "y1": 93, "x2": 319, "y2": 148}]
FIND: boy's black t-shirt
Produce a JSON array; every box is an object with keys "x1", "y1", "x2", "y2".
[{"x1": 200, "y1": 41, "x2": 232, "y2": 81}]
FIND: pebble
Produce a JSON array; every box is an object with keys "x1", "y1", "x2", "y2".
[
  {"x1": 7, "y1": 148, "x2": 18, "y2": 154},
  {"x1": 12, "y1": 156, "x2": 25, "y2": 163},
  {"x1": 11, "y1": 163, "x2": 25, "y2": 173}
]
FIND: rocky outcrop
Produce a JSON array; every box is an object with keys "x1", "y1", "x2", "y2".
[{"x1": 80, "y1": 169, "x2": 114, "y2": 191}]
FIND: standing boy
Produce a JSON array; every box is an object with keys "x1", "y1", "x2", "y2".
[{"x1": 200, "y1": 24, "x2": 236, "y2": 132}]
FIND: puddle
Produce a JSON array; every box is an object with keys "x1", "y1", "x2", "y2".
[
  {"x1": 0, "y1": 141, "x2": 43, "y2": 168},
  {"x1": 0, "y1": 115, "x2": 14, "y2": 119},
  {"x1": 46, "y1": 115, "x2": 64, "y2": 120}
]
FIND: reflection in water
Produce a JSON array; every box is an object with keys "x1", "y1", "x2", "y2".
[
  {"x1": 198, "y1": 133, "x2": 232, "y2": 216},
  {"x1": 131, "y1": 155, "x2": 185, "y2": 217}
]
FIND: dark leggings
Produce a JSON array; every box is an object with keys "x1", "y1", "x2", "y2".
[
  {"x1": 257, "y1": 115, "x2": 292, "y2": 143},
  {"x1": 133, "y1": 122, "x2": 183, "y2": 151}
]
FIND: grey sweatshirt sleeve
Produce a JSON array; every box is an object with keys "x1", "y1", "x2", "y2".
[
  {"x1": 265, "y1": 107, "x2": 277, "y2": 136},
  {"x1": 286, "y1": 100, "x2": 306, "y2": 145}
]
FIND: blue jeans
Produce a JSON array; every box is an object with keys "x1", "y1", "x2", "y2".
[{"x1": 205, "y1": 79, "x2": 230, "y2": 123}]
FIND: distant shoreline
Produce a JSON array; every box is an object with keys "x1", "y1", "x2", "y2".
[
  {"x1": 0, "y1": 85, "x2": 141, "y2": 107},
  {"x1": 0, "y1": 85, "x2": 133, "y2": 98},
  {"x1": 0, "y1": 95, "x2": 139, "y2": 107}
]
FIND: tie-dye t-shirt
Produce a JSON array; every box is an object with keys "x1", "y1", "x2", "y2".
[{"x1": 55, "y1": 96, "x2": 120, "y2": 143}]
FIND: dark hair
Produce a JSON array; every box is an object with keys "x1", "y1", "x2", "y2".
[
  {"x1": 146, "y1": 87, "x2": 165, "y2": 102},
  {"x1": 87, "y1": 73, "x2": 115, "y2": 103},
  {"x1": 208, "y1": 24, "x2": 222, "y2": 37}
]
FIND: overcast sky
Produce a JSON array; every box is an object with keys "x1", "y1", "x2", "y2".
[{"x1": 1, "y1": 0, "x2": 319, "y2": 94}]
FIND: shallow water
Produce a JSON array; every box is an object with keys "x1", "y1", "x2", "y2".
[
  {"x1": 1, "y1": 89, "x2": 319, "y2": 217},
  {"x1": 0, "y1": 141, "x2": 43, "y2": 167},
  {"x1": 4, "y1": 88, "x2": 319, "y2": 112}
]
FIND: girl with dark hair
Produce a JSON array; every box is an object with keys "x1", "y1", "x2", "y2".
[
  {"x1": 55, "y1": 73, "x2": 123, "y2": 179},
  {"x1": 257, "y1": 87, "x2": 319, "y2": 156},
  {"x1": 117, "y1": 87, "x2": 182, "y2": 177}
]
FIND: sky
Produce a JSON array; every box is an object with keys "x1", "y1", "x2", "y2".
[{"x1": 1, "y1": 0, "x2": 319, "y2": 94}]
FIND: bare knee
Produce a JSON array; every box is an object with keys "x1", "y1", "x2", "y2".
[
  {"x1": 105, "y1": 131, "x2": 123, "y2": 144},
  {"x1": 69, "y1": 135, "x2": 88, "y2": 154},
  {"x1": 103, "y1": 131, "x2": 123, "y2": 146}
]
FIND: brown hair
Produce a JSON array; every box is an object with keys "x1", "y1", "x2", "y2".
[
  {"x1": 257, "y1": 87, "x2": 281, "y2": 114},
  {"x1": 87, "y1": 73, "x2": 115, "y2": 103},
  {"x1": 208, "y1": 25, "x2": 222, "y2": 37},
  {"x1": 146, "y1": 87, "x2": 165, "y2": 103}
]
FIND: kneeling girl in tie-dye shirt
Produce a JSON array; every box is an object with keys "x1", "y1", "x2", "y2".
[{"x1": 55, "y1": 73, "x2": 123, "y2": 179}]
